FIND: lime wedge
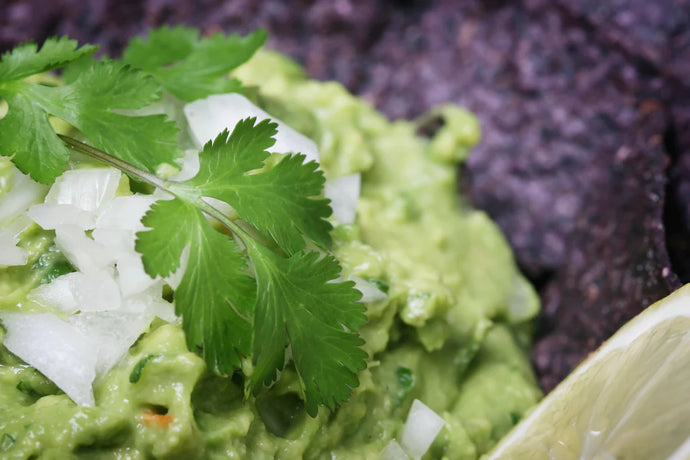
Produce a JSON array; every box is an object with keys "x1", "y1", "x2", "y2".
[{"x1": 486, "y1": 284, "x2": 690, "y2": 460}]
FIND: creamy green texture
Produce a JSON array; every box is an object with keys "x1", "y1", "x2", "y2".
[{"x1": 0, "y1": 51, "x2": 541, "y2": 459}]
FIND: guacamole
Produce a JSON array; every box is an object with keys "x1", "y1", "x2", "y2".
[{"x1": 0, "y1": 50, "x2": 541, "y2": 459}]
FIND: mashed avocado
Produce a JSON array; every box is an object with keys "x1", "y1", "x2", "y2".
[{"x1": 0, "y1": 50, "x2": 541, "y2": 459}]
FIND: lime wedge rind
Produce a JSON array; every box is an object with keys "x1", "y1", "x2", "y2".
[{"x1": 486, "y1": 284, "x2": 690, "y2": 460}]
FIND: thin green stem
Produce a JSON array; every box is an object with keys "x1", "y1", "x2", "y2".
[{"x1": 59, "y1": 135, "x2": 170, "y2": 190}]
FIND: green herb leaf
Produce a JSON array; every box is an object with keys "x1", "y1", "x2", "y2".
[
  {"x1": 129, "y1": 354, "x2": 162, "y2": 383},
  {"x1": 0, "y1": 61, "x2": 180, "y2": 182},
  {"x1": 250, "y1": 246, "x2": 366, "y2": 416},
  {"x1": 185, "y1": 120, "x2": 332, "y2": 253},
  {"x1": 393, "y1": 366, "x2": 415, "y2": 407},
  {"x1": 0, "y1": 36, "x2": 97, "y2": 82},
  {"x1": 134, "y1": 119, "x2": 365, "y2": 414},
  {"x1": 0, "y1": 90, "x2": 70, "y2": 183},
  {"x1": 122, "y1": 26, "x2": 267, "y2": 101},
  {"x1": 137, "y1": 198, "x2": 256, "y2": 373}
]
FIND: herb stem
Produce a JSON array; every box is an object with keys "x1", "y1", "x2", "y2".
[{"x1": 58, "y1": 135, "x2": 171, "y2": 191}]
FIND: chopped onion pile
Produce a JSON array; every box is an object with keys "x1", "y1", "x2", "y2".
[
  {"x1": 0, "y1": 167, "x2": 175, "y2": 406},
  {"x1": 381, "y1": 399, "x2": 446, "y2": 460}
]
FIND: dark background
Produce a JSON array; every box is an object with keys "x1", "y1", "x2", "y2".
[{"x1": 2, "y1": 0, "x2": 689, "y2": 391}]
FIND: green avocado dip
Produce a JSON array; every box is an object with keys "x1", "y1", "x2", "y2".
[{"x1": 0, "y1": 45, "x2": 541, "y2": 459}]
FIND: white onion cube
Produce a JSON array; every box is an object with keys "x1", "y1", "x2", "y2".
[
  {"x1": 0, "y1": 312, "x2": 97, "y2": 406},
  {"x1": 400, "y1": 399, "x2": 446, "y2": 460},
  {"x1": 28, "y1": 203, "x2": 96, "y2": 230},
  {"x1": 45, "y1": 168, "x2": 121, "y2": 213}
]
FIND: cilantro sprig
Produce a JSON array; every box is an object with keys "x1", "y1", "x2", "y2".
[{"x1": 0, "y1": 30, "x2": 367, "y2": 415}]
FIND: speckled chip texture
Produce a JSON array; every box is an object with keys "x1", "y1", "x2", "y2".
[{"x1": 1, "y1": 0, "x2": 688, "y2": 391}]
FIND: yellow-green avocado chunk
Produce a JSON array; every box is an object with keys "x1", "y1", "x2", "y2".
[{"x1": 0, "y1": 50, "x2": 541, "y2": 459}]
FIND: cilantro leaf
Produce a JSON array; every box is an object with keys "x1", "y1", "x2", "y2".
[
  {"x1": 136, "y1": 198, "x2": 256, "y2": 372},
  {"x1": 0, "y1": 36, "x2": 97, "y2": 82},
  {"x1": 122, "y1": 26, "x2": 267, "y2": 101},
  {"x1": 0, "y1": 61, "x2": 180, "y2": 182},
  {"x1": 250, "y1": 245, "x2": 366, "y2": 416},
  {"x1": 134, "y1": 119, "x2": 365, "y2": 414},
  {"x1": 184, "y1": 120, "x2": 332, "y2": 254},
  {"x1": 0, "y1": 91, "x2": 70, "y2": 183}
]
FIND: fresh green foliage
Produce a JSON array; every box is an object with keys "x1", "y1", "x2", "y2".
[
  {"x1": 182, "y1": 119, "x2": 332, "y2": 253},
  {"x1": 136, "y1": 121, "x2": 366, "y2": 413},
  {"x1": 137, "y1": 197, "x2": 257, "y2": 373},
  {"x1": 0, "y1": 37, "x2": 97, "y2": 81},
  {"x1": 122, "y1": 26, "x2": 267, "y2": 101},
  {"x1": 251, "y1": 246, "x2": 366, "y2": 415},
  {"x1": 0, "y1": 53, "x2": 180, "y2": 183},
  {"x1": 0, "y1": 29, "x2": 367, "y2": 415}
]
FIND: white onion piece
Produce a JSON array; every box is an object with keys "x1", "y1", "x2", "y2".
[
  {"x1": 0, "y1": 312, "x2": 97, "y2": 406},
  {"x1": 91, "y1": 227, "x2": 133, "y2": 256},
  {"x1": 184, "y1": 93, "x2": 320, "y2": 164},
  {"x1": 400, "y1": 399, "x2": 446, "y2": 460},
  {"x1": 54, "y1": 225, "x2": 116, "y2": 272},
  {"x1": 115, "y1": 252, "x2": 157, "y2": 297},
  {"x1": 0, "y1": 165, "x2": 48, "y2": 223},
  {"x1": 68, "y1": 311, "x2": 152, "y2": 376},
  {"x1": 0, "y1": 241, "x2": 27, "y2": 266},
  {"x1": 0, "y1": 215, "x2": 34, "y2": 266},
  {"x1": 45, "y1": 168, "x2": 121, "y2": 213},
  {"x1": 27, "y1": 273, "x2": 79, "y2": 313},
  {"x1": 381, "y1": 439, "x2": 410, "y2": 460},
  {"x1": 123, "y1": 283, "x2": 177, "y2": 323},
  {"x1": 95, "y1": 194, "x2": 157, "y2": 232},
  {"x1": 325, "y1": 173, "x2": 360, "y2": 224},
  {"x1": 28, "y1": 203, "x2": 96, "y2": 230},
  {"x1": 71, "y1": 270, "x2": 121, "y2": 312},
  {"x1": 350, "y1": 276, "x2": 387, "y2": 303}
]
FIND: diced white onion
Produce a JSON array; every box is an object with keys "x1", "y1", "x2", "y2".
[
  {"x1": 54, "y1": 224, "x2": 116, "y2": 272},
  {"x1": 122, "y1": 283, "x2": 177, "y2": 323},
  {"x1": 0, "y1": 164, "x2": 48, "y2": 223},
  {"x1": 45, "y1": 168, "x2": 121, "y2": 213},
  {"x1": 95, "y1": 194, "x2": 157, "y2": 232},
  {"x1": 91, "y1": 227, "x2": 134, "y2": 256},
  {"x1": 115, "y1": 252, "x2": 158, "y2": 297},
  {"x1": 400, "y1": 399, "x2": 446, "y2": 460},
  {"x1": 27, "y1": 273, "x2": 79, "y2": 313},
  {"x1": 381, "y1": 439, "x2": 410, "y2": 460},
  {"x1": 71, "y1": 270, "x2": 121, "y2": 312},
  {"x1": 0, "y1": 312, "x2": 97, "y2": 406},
  {"x1": 325, "y1": 173, "x2": 360, "y2": 224},
  {"x1": 184, "y1": 93, "x2": 320, "y2": 164},
  {"x1": 0, "y1": 242, "x2": 27, "y2": 266},
  {"x1": 350, "y1": 276, "x2": 387, "y2": 303},
  {"x1": 68, "y1": 311, "x2": 152, "y2": 376},
  {"x1": 28, "y1": 203, "x2": 96, "y2": 230},
  {"x1": 0, "y1": 215, "x2": 34, "y2": 266}
]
